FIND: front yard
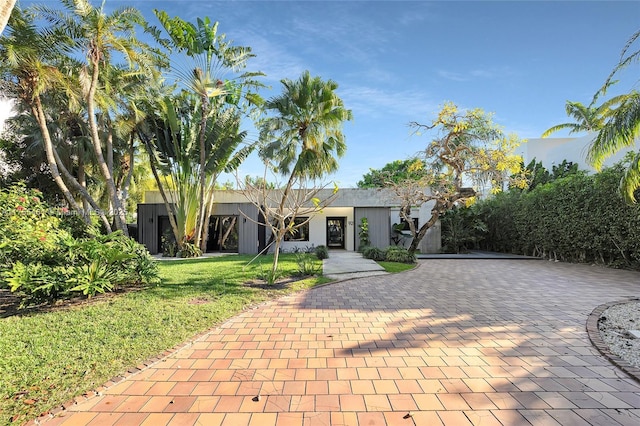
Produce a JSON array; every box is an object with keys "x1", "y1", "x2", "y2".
[{"x1": 0, "y1": 254, "x2": 329, "y2": 424}]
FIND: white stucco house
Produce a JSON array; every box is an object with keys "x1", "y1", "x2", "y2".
[
  {"x1": 519, "y1": 133, "x2": 635, "y2": 172},
  {"x1": 137, "y1": 188, "x2": 441, "y2": 255}
]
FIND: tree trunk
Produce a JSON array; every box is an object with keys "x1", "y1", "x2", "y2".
[
  {"x1": 219, "y1": 216, "x2": 237, "y2": 249},
  {"x1": 77, "y1": 144, "x2": 90, "y2": 216},
  {"x1": 194, "y1": 95, "x2": 210, "y2": 249},
  {"x1": 86, "y1": 60, "x2": 128, "y2": 235},
  {"x1": 52, "y1": 140, "x2": 112, "y2": 231},
  {"x1": 408, "y1": 204, "x2": 443, "y2": 255},
  {"x1": 0, "y1": 0, "x2": 16, "y2": 36},
  {"x1": 31, "y1": 98, "x2": 81, "y2": 212}
]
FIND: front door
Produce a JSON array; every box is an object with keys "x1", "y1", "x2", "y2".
[{"x1": 326, "y1": 217, "x2": 345, "y2": 249}]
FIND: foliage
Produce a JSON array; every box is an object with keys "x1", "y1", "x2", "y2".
[
  {"x1": 476, "y1": 161, "x2": 640, "y2": 268},
  {"x1": 0, "y1": 184, "x2": 158, "y2": 306},
  {"x1": 588, "y1": 30, "x2": 640, "y2": 203},
  {"x1": 440, "y1": 207, "x2": 487, "y2": 254},
  {"x1": 362, "y1": 246, "x2": 386, "y2": 261},
  {"x1": 0, "y1": 254, "x2": 327, "y2": 424},
  {"x1": 177, "y1": 241, "x2": 203, "y2": 258},
  {"x1": 358, "y1": 217, "x2": 370, "y2": 251},
  {"x1": 295, "y1": 252, "x2": 322, "y2": 276},
  {"x1": 242, "y1": 70, "x2": 352, "y2": 275},
  {"x1": 357, "y1": 158, "x2": 427, "y2": 188},
  {"x1": 314, "y1": 244, "x2": 329, "y2": 260},
  {"x1": 384, "y1": 246, "x2": 416, "y2": 264},
  {"x1": 390, "y1": 102, "x2": 526, "y2": 254}
]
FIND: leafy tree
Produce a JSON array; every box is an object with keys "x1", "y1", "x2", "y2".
[
  {"x1": 392, "y1": 102, "x2": 526, "y2": 255},
  {"x1": 245, "y1": 71, "x2": 352, "y2": 274},
  {"x1": 357, "y1": 158, "x2": 427, "y2": 188},
  {"x1": 588, "y1": 29, "x2": 640, "y2": 202}
]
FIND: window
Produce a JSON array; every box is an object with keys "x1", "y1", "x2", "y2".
[
  {"x1": 400, "y1": 217, "x2": 419, "y2": 231},
  {"x1": 284, "y1": 217, "x2": 309, "y2": 241}
]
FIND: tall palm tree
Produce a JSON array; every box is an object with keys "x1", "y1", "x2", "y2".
[
  {"x1": 153, "y1": 11, "x2": 261, "y2": 248},
  {"x1": 40, "y1": 0, "x2": 163, "y2": 235},
  {"x1": 0, "y1": 7, "x2": 114, "y2": 231},
  {"x1": 588, "y1": 29, "x2": 640, "y2": 203},
  {"x1": 259, "y1": 70, "x2": 352, "y2": 271}
]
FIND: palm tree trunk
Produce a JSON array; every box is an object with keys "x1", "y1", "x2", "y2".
[
  {"x1": 77, "y1": 145, "x2": 90, "y2": 215},
  {"x1": 31, "y1": 99, "x2": 80, "y2": 212},
  {"x1": 0, "y1": 0, "x2": 16, "y2": 36},
  {"x1": 86, "y1": 60, "x2": 128, "y2": 235}
]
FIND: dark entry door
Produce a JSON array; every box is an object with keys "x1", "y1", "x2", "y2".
[
  {"x1": 326, "y1": 217, "x2": 345, "y2": 249},
  {"x1": 207, "y1": 216, "x2": 239, "y2": 252}
]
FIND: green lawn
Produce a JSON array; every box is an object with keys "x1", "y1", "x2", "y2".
[
  {"x1": 0, "y1": 254, "x2": 329, "y2": 424},
  {"x1": 377, "y1": 261, "x2": 416, "y2": 274}
]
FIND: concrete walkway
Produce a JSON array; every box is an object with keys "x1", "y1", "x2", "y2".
[
  {"x1": 322, "y1": 250, "x2": 388, "y2": 280},
  {"x1": 42, "y1": 260, "x2": 640, "y2": 425}
]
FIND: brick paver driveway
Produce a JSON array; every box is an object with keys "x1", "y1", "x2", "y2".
[{"x1": 47, "y1": 260, "x2": 640, "y2": 425}]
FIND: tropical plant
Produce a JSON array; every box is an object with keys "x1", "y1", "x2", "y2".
[
  {"x1": 440, "y1": 206, "x2": 488, "y2": 254},
  {"x1": 541, "y1": 96, "x2": 627, "y2": 137},
  {"x1": 245, "y1": 70, "x2": 352, "y2": 275},
  {"x1": 384, "y1": 246, "x2": 416, "y2": 264},
  {"x1": 362, "y1": 246, "x2": 385, "y2": 261},
  {"x1": 358, "y1": 217, "x2": 370, "y2": 250},
  {"x1": 314, "y1": 245, "x2": 329, "y2": 260},
  {"x1": 588, "y1": 29, "x2": 640, "y2": 203},
  {"x1": 151, "y1": 11, "x2": 263, "y2": 250}
]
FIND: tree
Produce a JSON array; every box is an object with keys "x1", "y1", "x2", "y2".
[
  {"x1": 0, "y1": 0, "x2": 16, "y2": 35},
  {"x1": 152, "y1": 10, "x2": 262, "y2": 250},
  {"x1": 245, "y1": 71, "x2": 352, "y2": 274},
  {"x1": 40, "y1": 0, "x2": 163, "y2": 235},
  {"x1": 394, "y1": 102, "x2": 526, "y2": 255},
  {"x1": 0, "y1": 6, "x2": 116, "y2": 231},
  {"x1": 589, "y1": 29, "x2": 639, "y2": 202},
  {"x1": 541, "y1": 95, "x2": 627, "y2": 137},
  {"x1": 357, "y1": 158, "x2": 427, "y2": 188}
]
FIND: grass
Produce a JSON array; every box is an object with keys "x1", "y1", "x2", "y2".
[
  {"x1": 0, "y1": 254, "x2": 329, "y2": 425},
  {"x1": 377, "y1": 261, "x2": 416, "y2": 273}
]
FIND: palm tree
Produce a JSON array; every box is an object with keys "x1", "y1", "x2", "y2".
[
  {"x1": 588, "y1": 29, "x2": 640, "y2": 203},
  {"x1": 541, "y1": 95, "x2": 627, "y2": 138},
  {"x1": 259, "y1": 71, "x2": 352, "y2": 271},
  {"x1": 153, "y1": 11, "x2": 262, "y2": 249},
  {"x1": 0, "y1": 7, "x2": 113, "y2": 231},
  {"x1": 0, "y1": 0, "x2": 16, "y2": 35},
  {"x1": 40, "y1": 0, "x2": 163, "y2": 235}
]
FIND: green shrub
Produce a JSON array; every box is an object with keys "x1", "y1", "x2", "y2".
[
  {"x1": 0, "y1": 184, "x2": 159, "y2": 306},
  {"x1": 384, "y1": 246, "x2": 416, "y2": 264},
  {"x1": 314, "y1": 245, "x2": 329, "y2": 260},
  {"x1": 362, "y1": 246, "x2": 385, "y2": 261},
  {"x1": 295, "y1": 253, "x2": 322, "y2": 276},
  {"x1": 358, "y1": 217, "x2": 370, "y2": 250},
  {"x1": 178, "y1": 242, "x2": 202, "y2": 258}
]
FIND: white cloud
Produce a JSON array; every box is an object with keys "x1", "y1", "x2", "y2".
[
  {"x1": 438, "y1": 67, "x2": 517, "y2": 82},
  {"x1": 338, "y1": 85, "x2": 438, "y2": 121}
]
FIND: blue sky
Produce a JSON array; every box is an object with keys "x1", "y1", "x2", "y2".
[{"x1": 16, "y1": 0, "x2": 640, "y2": 186}]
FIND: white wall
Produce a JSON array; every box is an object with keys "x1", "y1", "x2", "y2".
[
  {"x1": 521, "y1": 134, "x2": 635, "y2": 172},
  {"x1": 279, "y1": 207, "x2": 355, "y2": 252}
]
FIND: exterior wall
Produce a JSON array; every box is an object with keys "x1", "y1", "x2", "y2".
[
  {"x1": 354, "y1": 207, "x2": 390, "y2": 250},
  {"x1": 519, "y1": 134, "x2": 635, "y2": 172},
  {"x1": 140, "y1": 187, "x2": 442, "y2": 254}
]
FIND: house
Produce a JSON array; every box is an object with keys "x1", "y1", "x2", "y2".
[
  {"x1": 137, "y1": 188, "x2": 441, "y2": 255},
  {"x1": 519, "y1": 133, "x2": 635, "y2": 172}
]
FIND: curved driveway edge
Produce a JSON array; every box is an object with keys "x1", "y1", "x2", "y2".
[
  {"x1": 587, "y1": 299, "x2": 640, "y2": 384},
  {"x1": 40, "y1": 260, "x2": 640, "y2": 426}
]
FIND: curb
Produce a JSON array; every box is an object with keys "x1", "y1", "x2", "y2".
[{"x1": 586, "y1": 298, "x2": 640, "y2": 384}]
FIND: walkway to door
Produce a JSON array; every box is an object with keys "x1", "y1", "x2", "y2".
[{"x1": 42, "y1": 259, "x2": 640, "y2": 425}]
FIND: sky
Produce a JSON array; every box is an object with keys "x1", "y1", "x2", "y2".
[{"x1": 7, "y1": 0, "x2": 640, "y2": 187}]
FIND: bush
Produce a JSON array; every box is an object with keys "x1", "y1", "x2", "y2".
[
  {"x1": 362, "y1": 246, "x2": 385, "y2": 261},
  {"x1": 0, "y1": 184, "x2": 159, "y2": 306},
  {"x1": 314, "y1": 245, "x2": 329, "y2": 260},
  {"x1": 295, "y1": 253, "x2": 322, "y2": 276},
  {"x1": 384, "y1": 246, "x2": 416, "y2": 264}
]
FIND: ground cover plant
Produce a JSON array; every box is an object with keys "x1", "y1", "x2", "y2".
[{"x1": 0, "y1": 254, "x2": 327, "y2": 424}]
